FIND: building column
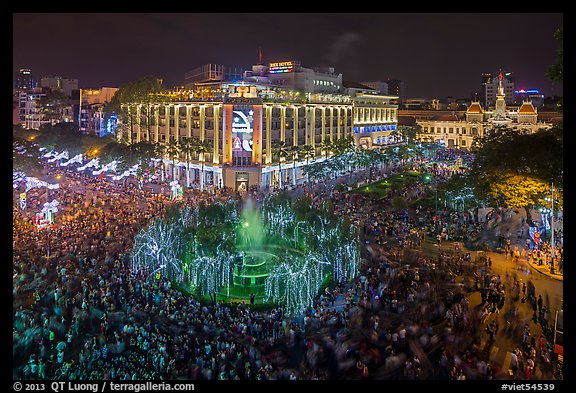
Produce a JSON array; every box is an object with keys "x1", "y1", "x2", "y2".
[
  {"x1": 265, "y1": 106, "x2": 272, "y2": 164},
  {"x1": 292, "y1": 106, "x2": 297, "y2": 146},
  {"x1": 308, "y1": 106, "x2": 314, "y2": 148},
  {"x1": 165, "y1": 105, "x2": 171, "y2": 142},
  {"x1": 222, "y1": 104, "x2": 233, "y2": 165},
  {"x1": 336, "y1": 107, "x2": 341, "y2": 140},
  {"x1": 213, "y1": 105, "x2": 220, "y2": 164},
  {"x1": 280, "y1": 106, "x2": 286, "y2": 142},
  {"x1": 153, "y1": 105, "x2": 159, "y2": 143},
  {"x1": 186, "y1": 105, "x2": 192, "y2": 139},
  {"x1": 329, "y1": 108, "x2": 334, "y2": 142},
  {"x1": 200, "y1": 105, "x2": 206, "y2": 142},
  {"x1": 320, "y1": 107, "x2": 326, "y2": 142}
]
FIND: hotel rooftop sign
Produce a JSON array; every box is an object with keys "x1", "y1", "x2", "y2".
[{"x1": 268, "y1": 61, "x2": 298, "y2": 74}]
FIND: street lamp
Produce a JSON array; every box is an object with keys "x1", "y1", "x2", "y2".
[{"x1": 549, "y1": 183, "x2": 556, "y2": 275}]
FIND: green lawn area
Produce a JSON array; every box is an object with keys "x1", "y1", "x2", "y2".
[{"x1": 350, "y1": 171, "x2": 424, "y2": 200}]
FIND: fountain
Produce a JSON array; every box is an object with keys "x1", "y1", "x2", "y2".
[{"x1": 130, "y1": 196, "x2": 360, "y2": 315}]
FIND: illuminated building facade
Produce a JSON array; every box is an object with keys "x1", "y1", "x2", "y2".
[
  {"x1": 40, "y1": 76, "x2": 79, "y2": 97},
  {"x1": 415, "y1": 72, "x2": 552, "y2": 148},
  {"x1": 119, "y1": 62, "x2": 399, "y2": 191},
  {"x1": 482, "y1": 70, "x2": 514, "y2": 107},
  {"x1": 15, "y1": 68, "x2": 35, "y2": 92}
]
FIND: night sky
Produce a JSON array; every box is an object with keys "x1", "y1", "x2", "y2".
[{"x1": 13, "y1": 13, "x2": 563, "y2": 99}]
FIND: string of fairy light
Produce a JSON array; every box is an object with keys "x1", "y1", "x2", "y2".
[{"x1": 129, "y1": 198, "x2": 360, "y2": 316}]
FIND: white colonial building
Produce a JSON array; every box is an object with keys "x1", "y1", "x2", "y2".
[{"x1": 415, "y1": 71, "x2": 553, "y2": 148}]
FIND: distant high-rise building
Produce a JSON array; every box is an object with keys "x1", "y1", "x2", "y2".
[
  {"x1": 386, "y1": 80, "x2": 405, "y2": 105},
  {"x1": 361, "y1": 81, "x2": 389, "y2": 95},
  {"x1": 482, "y1": 71, "x2": 514, "y2": 107},
  {"x1": 15, "y1": 68, "x2": 34, "y2": 91},
  {"x1": 41, "y1": 76, "x2": 79, "y2": 97}
]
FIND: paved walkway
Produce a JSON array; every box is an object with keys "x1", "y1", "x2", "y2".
[{"x1": 526, "y1": 258, "x2": 563, "y2": 282}]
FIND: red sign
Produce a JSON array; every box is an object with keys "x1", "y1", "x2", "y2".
[{"x1": 554, "y1": 343, "x2": 563, "y2": 355}]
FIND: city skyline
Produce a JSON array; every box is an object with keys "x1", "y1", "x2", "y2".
[{"x1": 13, "y1": 13, "x2": 563, "y2": 99}]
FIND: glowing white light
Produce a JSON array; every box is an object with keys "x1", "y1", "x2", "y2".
[
  {"x1": 112, "y1": 164, "x2": 140, "y2": 181},
  {"x1": 78, "y1": 158, "x2": 100, "y2": 171},
  {"x1": 47, "y1": 151, "x2": 69, "y2": 163},
  {"x1": 42, "y1": 199, "x2": 60, "y2": 214},
  {"x1": 24, "y1": 177, "x2": 60, "y2": 193},
  {"x1": 93, "y1": 160, "x2": 118, "y2": 175},
  {"x1": 60, "y1": 154, "x2": 84, "y2": 167}
]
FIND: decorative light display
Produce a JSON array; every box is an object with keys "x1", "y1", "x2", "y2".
[
  {"x1": 77, "y1": 158, "x2": 100, "y2": 171},
  {"x1": 47, "y1": 151, "x2": 69, "y2": 163},
  {"x1": 60, "y1": 154, "x2": 84, "y2": 167},
  {"x1": 93, "y1": 160, "x2": 118, "y2": 175},
  {"x1": 265, "y1": 254, "x2": 328, "y2": 315},
  {"x1": 112, "y1": 164, "x2": 140, "y2": 181},
  {"x1": 13, "y1": 171, "x2": 27, "y2": 189},
  {"x1": 19, "y1": 193, "x2": 26, "y2": 210},
  {"x1": 41, "y1": 150, "x2": 56, "y2": 158},
  {"x1": 130, "y1": 198, "x2": 360, "y2": 315},
  {"x1": 131, "y1": 212, "x2": 189, "y2": 283},
  {"x1": 170, "y1": 180, "x2": 183, "y2": 200},
  {"x1": 23, "y1": 177, "x2": 60, "y2": 193},
  {"x1": 42, "y1": 199, "x2": 59, "y2": 223}
]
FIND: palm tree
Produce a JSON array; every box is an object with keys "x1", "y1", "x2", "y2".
[
  {"x1": 179, "y1": 138, "x2": 196, "y2": 188},
  {"x1": 318, "y1": 139, "x2": 332, "y2": 160},
  {"x1": 272, "y1": 140, "x2": 290, "y2": 189},
  {"x1": 289, "y1": 145, "x2": 300, "y2": 186},
  {"x1": 300, "y1": 145, "x2": 315, "y2": 183},
  {"x1": 154, "y1": 142, "x2": 167, "y2": 182},
  {"x1": 165, "y1": 138, "x2": 180, "y2": 181},
  {"x1": 195, "y1": 139, "x2": 213, "y2": 191}
]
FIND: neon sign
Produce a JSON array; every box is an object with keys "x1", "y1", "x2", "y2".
[{"x1": 268, "y1": 61, "x2": 295, "y2": 74}]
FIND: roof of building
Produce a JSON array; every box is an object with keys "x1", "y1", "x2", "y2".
[
  {"x1": 432, "y1": 114, "x2": 460, "y2": 121},
  {"x1": 550, "y1": 117, "x2": 563, "y2": 124},
  {"x1": 342, "y1": 81, "x2": 376, "y2": 90},
  {"x1": 518, "y1": 101, "x2": 537, "y2": 114},
  {"x1": 397, "y1": 116, "x2": 417, "y2": 126},
  {"x1": 467, "y1": 102, "x2": 484, "y2": 113}
]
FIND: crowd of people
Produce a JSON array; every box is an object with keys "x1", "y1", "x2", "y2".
[{"x1": 13, "y1": 148, "x2": 562, "y2": 381}]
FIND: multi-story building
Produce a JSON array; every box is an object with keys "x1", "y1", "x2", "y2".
[
  {"x1": 18, "y1": 89, "x2": 49, "y2": 129},
  {"x1": 385, "y1": 79, "x2": 405, "y2": 105},
  {"x1": 78, "y1": 87, "x2": 120, "y2": 135},
  {"x1": 81, "y1": 87, "x2": 119, "y2": 105},
  {"x1": 117, "y1": 62, "x2": 399, "y2": 191},
  {"x1": 514, "y1": 88, "x2": 545, "y2": 108},
  {"x1": 14, "y1": 68, "x2": 35, "y2": 92},
  {"x1": 414, "y1": 72, "x2": 554, "y2": 149},
  {"x1": 361, "y1": 81, "x2": 389, "y2": 95},
  {"x1": 18, "y1": 87, "x2": 76, "y2": 130},
  {"x1": 482, "y1": 70, "x2": 514, "y2": 107},
  {"x1": 40, "y1": 76, "x2": 79, "y2": 97}
]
